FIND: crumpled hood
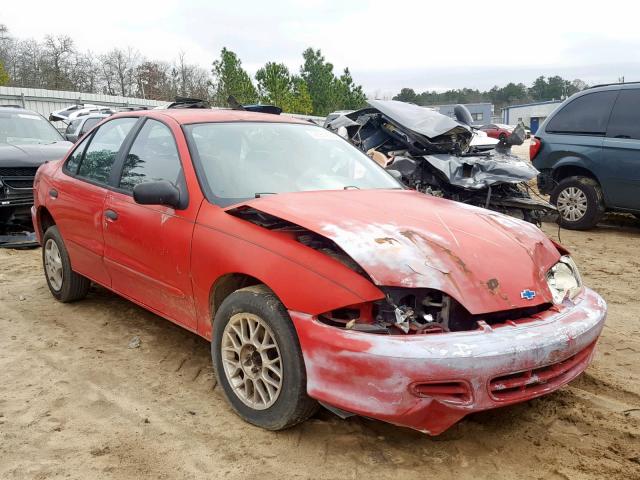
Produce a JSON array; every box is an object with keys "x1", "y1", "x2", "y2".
[
  {"x1": 367, "y1": 99, "x2": 471, "y2": 140},
  {"x1": 0, "y1": 142, "x2": 73, "y2": 168},
  {"x1": 235, "y1": 189, "x2": 561, "y2": 314}
]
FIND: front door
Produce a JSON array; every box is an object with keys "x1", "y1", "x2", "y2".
[
  {"x1": 49, "y1": 117, "x2": 139, "y2": 285},
  {"x1": 102, "y1": 118, "x2": 197, "y2": 329},
  {"x1": 602, "y1": 88, "x2": 640, "y2": 210}
]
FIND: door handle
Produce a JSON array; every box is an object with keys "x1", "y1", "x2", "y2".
[
  {"x1": 104, "y1": 209, "x2": 118, "y2": 221},
  {"x1": 49, "y1": 189, "x2": 58, "y2": 199}
]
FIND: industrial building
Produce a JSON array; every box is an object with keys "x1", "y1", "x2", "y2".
[
  {"x1": 431, "y1": 102, "x2": 493, "y2": 126},
  {"x1": 501, "y1": 99, "x2": 564, "y2": 133}
]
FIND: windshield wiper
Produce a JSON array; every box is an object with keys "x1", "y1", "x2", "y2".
[
  {"x1": 254, "y1": 192, "x2": 277, "y2": 198},
  {"x1": 343, "y1": 185, "x2": 360, "y2": 190}
]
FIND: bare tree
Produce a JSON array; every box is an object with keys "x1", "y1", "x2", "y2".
[
  {"x1": 100, "y1": 47, "x2": 140, "y2": 96},
  {"x1": 42, "y1": 35, "x2": 75, "y2": 89}
]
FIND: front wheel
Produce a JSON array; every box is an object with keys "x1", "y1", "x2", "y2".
[
  {"x1": 551, "y1": 176, "x2": 605, "y2": 230},
  {"x1": 212, "y1": 285, "x2": 318, "y2": 430}
]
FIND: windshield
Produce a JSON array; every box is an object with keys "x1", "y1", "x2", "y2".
[
  {"x1": 0, "y1": 111, "x2": 64, "y2": 145},
  {"x1": 185, "y1": 122, "x2": 401, "y2": 206}
]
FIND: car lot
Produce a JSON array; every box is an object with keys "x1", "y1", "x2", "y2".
[{"x1": 1, "y1": 215, "x2": 639, "y2": 479}]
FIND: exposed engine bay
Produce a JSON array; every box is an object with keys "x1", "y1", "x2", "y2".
[{"x1": 326, "y1": 100, "x2": 556, "y2": 225}]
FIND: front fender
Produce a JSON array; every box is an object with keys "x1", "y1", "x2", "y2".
[{"x1": 191, "y1": 204, "x2": 384, "y2": 339}]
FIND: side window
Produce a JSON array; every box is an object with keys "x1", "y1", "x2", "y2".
[
  {"x1": 81, "y1": 117, "x2": 101, "y2": 135},
  {"x1": 119, "y1": 119, "x2": 182, "y2": 191},
  {"x1": 65, "y1": 119, "x2": 81, "y2": 135},
  {"x1": 77, "y1": 118, "x2": 138, "y2": 184},
  {"x1": 606, "y1": 89, "x2": 640, "y2": 140},
  {"x1": 546, "y1": 91, "x2": 618, "y2": 135},
  {"x1": 64, "y1": 134, "x2": 92, "y2": 174}
]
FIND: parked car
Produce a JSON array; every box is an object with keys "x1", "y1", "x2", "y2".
[
  {"x1": 49, "y1": 104, "x2": 114, "y2": 123},
  {"x1": 531, "y1": 82, "x2": 640, "y2": 229},
  {"x1": 32, "y1": 108, "x2": 606, "y2": 435},
  {"x1": 0, "y1": 106, "x2": 72, "y2": 244},
  {"x1": 64, "y1": 113, "x2": 111, "y2": 143},
  {"x1": 479, "y1": 123, "x2": 514, "y2": 141}
]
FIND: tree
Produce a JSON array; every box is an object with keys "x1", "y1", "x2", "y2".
[
  {"x1": 334, "y1": 68, "x2": 367, "y2": 110},
  {"x1": 393, "y1": 88, "x2": 418, "y2": 103},
  {"x1": 136, "y1": 60, "x2": 171, "y2": 100},
  {"x1": 0, "y1": 61, "x2": 9, "y2": 86},
  {"x1": 255, "y1": 62, "x2": 294, "y2": 108},
  {"x1": 100, "y1": 47, "x2": 140, "y2": 96},
  {"x1": 529, "y1": 76, "x2": 547, "y2": 101},
  {"x1": 289, "y1": 77, "x2": 313, "y2": 114},
  {"x1": 571, "y1": 79, "x2": 589, "y2": 92},
  {"x1": 300, "y1": 48, "x2": 336, "y2": 116},
  {"x1": 42, "y1": 35, "x2": 75, "y2": 90},
  {"x1": 211, "y1": 47, "x2": 257, "y2": 106}
]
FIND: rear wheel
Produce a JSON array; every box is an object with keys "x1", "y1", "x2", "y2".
[
  {"x1": 42, "y1": 226, "x2": 90, "y2": 302},
  {"x1": 212, "y1": 285, "x2": 318, "y2": 430},
  {"x1": 551, "y1": 176, "x2": 605, "y2": 230}
]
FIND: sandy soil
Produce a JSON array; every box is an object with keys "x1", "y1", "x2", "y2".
[{"x1": 1, "y1": 165, "x2": 639, "y2": 478}]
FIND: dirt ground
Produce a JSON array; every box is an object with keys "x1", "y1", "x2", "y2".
[{"x1": 1, "y1": 150, "x2": 639, "y2": 479}]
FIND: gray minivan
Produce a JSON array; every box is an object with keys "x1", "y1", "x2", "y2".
[{"x1": 531, "y1": 82, "x2": 640, "y2": 229}]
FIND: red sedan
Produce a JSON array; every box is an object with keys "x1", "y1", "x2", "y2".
[
  {"x1": 479, "y1": 123, "x2": 515, "y2": 141},
  {"x1": 32, "y1": 108, "x2": 606, "y2": 435}
]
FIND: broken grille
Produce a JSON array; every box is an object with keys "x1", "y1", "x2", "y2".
[{"x1": 488, "y1": 341, "x2": 596, "y2": 402}]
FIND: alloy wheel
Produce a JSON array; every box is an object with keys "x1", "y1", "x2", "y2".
[
  {"x1": 44, "y1": 238, "x2": 63, "y2": 291},
  {"x1": 221, "y1": 312, "x2": 283, "y2": 410},
  {"x1": 556, "y1": 186, "x2": 588, "y2": 222}
]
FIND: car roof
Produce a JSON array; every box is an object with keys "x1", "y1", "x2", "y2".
[
  {"x1": 109, "y1": 108, "x2": 310, "y2": 125},
  {"x1": 0, "y1": 106, "x2": 40, "y2": 115}
]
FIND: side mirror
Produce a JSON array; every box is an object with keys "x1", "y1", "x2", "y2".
[{"x1": 133, "y1": 181, "x2": 181, "y2": 209}]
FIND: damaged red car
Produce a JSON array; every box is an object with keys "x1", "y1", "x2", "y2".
[{"x1": 32, "y1": 108, "x2": 607, "y2": 435}]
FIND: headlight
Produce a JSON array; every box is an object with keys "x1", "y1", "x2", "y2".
[{"x1": 546, "y1": 255, "x2": 583, "y2": 304}]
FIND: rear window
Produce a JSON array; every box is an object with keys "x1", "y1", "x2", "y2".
[
  {"x1": 606, "y1": 89, "x2": 640, "y2": 140},
  {"x1": 546, "y1": 91, "x2": 618, "y2": 135}
]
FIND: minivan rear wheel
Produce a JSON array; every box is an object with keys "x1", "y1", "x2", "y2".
[{"x1": 551, "y1": 176, "x2": 605, "y2": 230}]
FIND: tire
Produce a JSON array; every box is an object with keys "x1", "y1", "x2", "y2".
[
  {"x1": 498, "y1": 133, "x2": 507, "y2": 142},
  {"x1": 212, "y1": 285, "x2": 318, "y2": 430},
  {"x1": 550, "y1": 176, "x2": 605, "y2": 230},
  {"x1": 42, "y1": 225, "x2": 90, "y2": 302}
]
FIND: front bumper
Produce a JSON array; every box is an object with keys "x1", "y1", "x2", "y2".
[{"x1": 290, "y1": 287, "x2": 606, "y2": 434}]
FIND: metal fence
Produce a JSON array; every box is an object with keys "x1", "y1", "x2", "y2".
[
  {"x1": 0, "y1": 86, "x2": 326, "y2": 125},
  {"x1": 0, "y1": 86, "x2": 168, "y2": 122}
]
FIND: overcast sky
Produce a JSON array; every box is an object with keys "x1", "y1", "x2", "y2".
[{"x1": 2, "y1": 0, "x2": 639, "y2": 96}]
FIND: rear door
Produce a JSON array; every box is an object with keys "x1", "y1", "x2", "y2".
[
  {"x1": 102, "y1": 117, "x2": 198, "y2": 329},
  {"x1": 602, "y1": 88, "x2": 640, "y2": 209},
  {"x1": 50, "y1": 117, "x2": 139, "y2": 285},
  {"x1": 541, "y1": 90, "x2": 619, "y2": 190}
]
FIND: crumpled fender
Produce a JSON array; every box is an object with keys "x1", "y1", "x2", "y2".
[{"x1": 234, "y1": 189, "x2": 562, "y2": 314}]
